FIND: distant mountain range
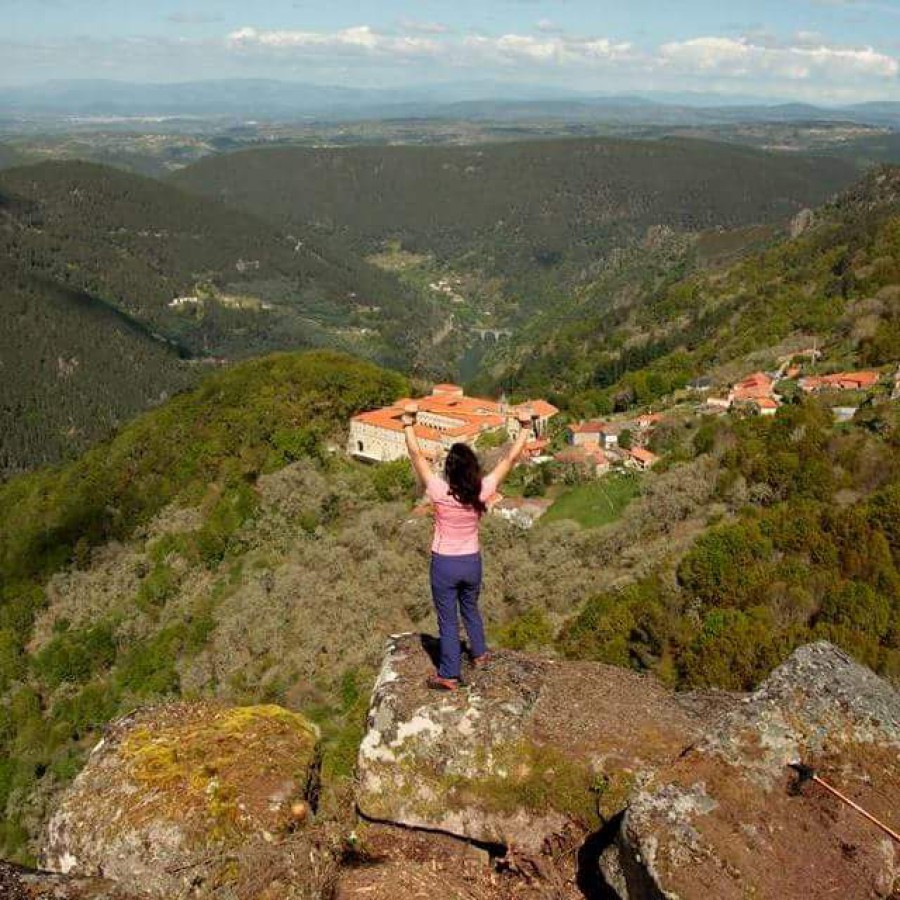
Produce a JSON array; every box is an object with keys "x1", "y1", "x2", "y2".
[{"x1": 1, "y1": 79, "x2": 899, "y2": 127}]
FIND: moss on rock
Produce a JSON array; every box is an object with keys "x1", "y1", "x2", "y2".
[{"x1": 44, "y1": 702, "x2": 321, "y2": 898}]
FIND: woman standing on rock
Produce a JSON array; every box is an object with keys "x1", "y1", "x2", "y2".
[{"x1": 402, "y1": 403, "x2": 534, "y2": 691}]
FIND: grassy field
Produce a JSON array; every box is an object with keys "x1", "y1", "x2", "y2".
[{"x1": 541, "y1": 474, "x2": 642, "y2": 529}]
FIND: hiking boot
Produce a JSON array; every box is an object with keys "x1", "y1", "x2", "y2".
[{"x1": 427, "y1": 674, "x2": 460, "y2": 692}]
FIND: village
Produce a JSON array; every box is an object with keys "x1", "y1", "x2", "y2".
[
  {"x1": 347, "y1": 354, "x2": 895, "y2": 529},
  {"x1": 347, "y1": 383, "x2": 673, "y2": 528}
]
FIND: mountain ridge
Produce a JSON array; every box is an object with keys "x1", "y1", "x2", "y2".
[{"x1": 3, "y1": 78, "x2": 899, "y2": 126}]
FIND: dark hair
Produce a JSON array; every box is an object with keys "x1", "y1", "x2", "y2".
[{"x1": 444, "y1": 443, "x2": 486, "y2": 515}]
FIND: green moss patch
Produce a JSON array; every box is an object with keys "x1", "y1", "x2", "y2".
[
  {"x1": 118, "y1": 703, "x2": 319, "y2": 838},
  {"x1": 442, "y1": 740, "x2": 602, "y2": 829}
]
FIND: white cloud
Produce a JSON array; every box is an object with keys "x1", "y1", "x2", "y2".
[
  {"x1": 224, "y1": 24, "x2": 898, "y2": 92},
  {"x1": 658, "y1": 35, "x2": 899, "y2": 82},
  {"x1": 227, "y1": 26, "x2": 439, "y2": 58},
  {"x1": 227, "y1": 24, "x2": 633, "y2": 69},
  {"x1": 462, "y1": 33, "x2": 634, "y2": 66}
]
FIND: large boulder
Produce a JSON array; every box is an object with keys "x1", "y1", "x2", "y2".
[
  {"x1": 43, "y1": 702, "x2": 321, "y2": 898},
  {"x1": 355, "y1": 633, "x2": 729, "y2": 853},
  {"x1": 616, "y1": 643, "x2": 900, "y2": 899}
]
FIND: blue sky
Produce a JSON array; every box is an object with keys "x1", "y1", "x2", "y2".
[{"x1": 3, "y1": 0, "x2": 900, "y2": 101}]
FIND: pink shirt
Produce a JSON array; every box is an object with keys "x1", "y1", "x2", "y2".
[{"x1": 426, "y1": 473, "x2": 498, "y2": 556}]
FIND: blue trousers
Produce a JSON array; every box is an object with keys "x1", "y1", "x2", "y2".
[{"x1": 430, "y1": 552, "x2": 487, "y2": 679}]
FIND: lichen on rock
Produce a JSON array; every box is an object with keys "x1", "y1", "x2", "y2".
[
  {"x1": 618, "y1": 642, "x2": 900, "y2": 900},
  {"x1": 355, "y1": 633, "x2": 718, "y2": 853}
]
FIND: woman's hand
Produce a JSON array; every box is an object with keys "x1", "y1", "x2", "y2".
[{"x1": 401, "y1": 402, "x2": 418, "y2": 428}]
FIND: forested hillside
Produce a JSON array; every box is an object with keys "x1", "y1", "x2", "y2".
[
  {"x1": 0, "y1": 259, "x2": 194, "y2": 476},
  {"x1": 171, "y1": 137, "x2": 858, "y2": 306},
  {"x1": 476, "y1": 166, "x2": 900, "y2": 413},
  {"x1": 0, "y1": 161, "x2": 434, "y2": 361},
  {"x1": 0, "y1": 161, "x2": 441, "y2": 475}
]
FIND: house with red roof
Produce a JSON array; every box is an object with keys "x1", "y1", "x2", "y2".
[
  {"x1": 626, "y1": 447, "x2": 659, "y2": 470},
  {"x1": 568, "y1": 421, "x2": 606, "y2": 446},
  {"x1": 732, "y1": 372, "x2": 776, "y2": 402},
  {"x1": 799, "y1": 371, "x2": 881, "y2": 393},
  {"x1": 568, "y1": 420, "x2": 627, "y2": 450},
  {"x1": 705, "y1": 370, "x2": 783, "y2": 415},
  {"x1": 554, "y1": 442, "x2": 610, "y2": 476},
  {"x1": 348, "y1": 384, "x2": 558, "y2": 463}
]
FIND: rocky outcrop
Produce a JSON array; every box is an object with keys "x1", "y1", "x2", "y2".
[
  {"x1": 618, "y1": 642, "x2": 900, "y2": 899},
  {"x1": 789, "y1": 207, "x2": 815, "y2": 238},
  {"x1": 0, "y1": 861, "x2": 139, "y2": 899},
  {"x1": 43, "y1": 702, "x2": 321, "y2": 898},
  {"x1": 30, "y1": 638, "x2": 900, "y2": 899},
  {"x1": 357, "y1": 637, "x2": 900, "y2": 899},
  {"x1": 355, "y1": 633, "x2": 735, "y2": 853}
]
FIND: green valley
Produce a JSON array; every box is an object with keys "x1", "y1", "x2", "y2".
[{"x1": 0, "y1": 160, "x2": 441, "y2": 475}]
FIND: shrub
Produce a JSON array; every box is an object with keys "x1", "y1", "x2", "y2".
[
  {"x1": 494, "y1": 607, "x2": 554, "y2": 651},
  {"x1": 32, "y1": 624, "x2": 117, "y2": 689},
  {"x1": 371, "y1": 459, "x2": 416, "y2": 503},
  {"x1": 679, "y1": 607, "x2": 791, "y2": 690},
  {"x1": 0, "y1": 630, "x2": 26, "y2": 692},
  {"x1": 135, "y1": 563, "x2": 179, "y2": 614},
  {"x1": 818, "y1": 581, "x2": 892, "y2": 639},
  {"x1": 115, "y1": 628, "x2": 183, "y2": 697},
  {"x1": 677, "y1": 522, "x2": 772, "y2": 608},
  {"x1": 194, "y1": 482, "x2": 260, "y2": 567}
]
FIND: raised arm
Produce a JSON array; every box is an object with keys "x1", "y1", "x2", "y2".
[
  {"x1": 402, "y1": 404, "x2": 433, "y2": 487},
  {"x1": 488, "y1": 408, "x2": 534, "y2": 488}
]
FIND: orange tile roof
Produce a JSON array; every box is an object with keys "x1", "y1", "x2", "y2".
[
  {"x1": 524, "y1": 438, "x2": 549, "y2": 455},
  {"x1": 737, "y1": 372, "x2": 773, "y2": 387},
  {"x1": 422, "y1": 396, "x2": 503, "y2": 417},
  {"x1": 568, "y1": 420, "x2": 607, "y2": 434},
  {"x1": 555, "y1": 445, "x2": 608, "y2": 465},
  {"x1": 800, "y1": 371, "x2": 880, "y2": 392},
  {"x1": 351, "y1": 406, "x2": 445, "y2": 442},
  {"x1": 733, "y1": 372, "x2": 775, "y2": 400},
  {"x1": 354, "y1": 390, "x2": 557, "y2": 447},
  {"x1": 629, "y1": 447, "x2": 658, "y2": 465},
  {"x1": 517, "y1": 400, "x2": 559, "y2": 418}
]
